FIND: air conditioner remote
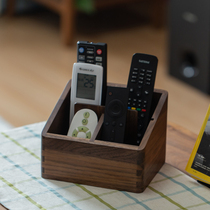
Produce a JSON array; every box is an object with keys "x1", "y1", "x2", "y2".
[
  {"x1": 67, "y1": 109, "x2": 98, "y2": 139},
  {"x1": 127, "y1": 53, "x2": 158, "y2": 145}
]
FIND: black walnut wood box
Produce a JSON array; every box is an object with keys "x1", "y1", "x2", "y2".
[{"x1": 41, "y1": 80, "x2": 168, "y2": 193}]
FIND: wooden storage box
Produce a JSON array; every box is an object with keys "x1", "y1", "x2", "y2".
[{"x1": 42, "y1": 80, "x2": 168, "y2": 193}]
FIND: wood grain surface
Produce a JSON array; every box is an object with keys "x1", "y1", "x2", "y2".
[{"x1": 166, "y1": 122, "x2": 197, "y2": 173}]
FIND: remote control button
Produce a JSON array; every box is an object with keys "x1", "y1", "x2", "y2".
[
  {"x1": 137, "y1": 108, "x2": 141, "y2": 111},
  {"x1": 96, "y1": 56, "x2": 102, "y2": 61},
  {"x1": 110, "y1": 129, "x2": 115, "y2": 141},
  {"x1": 146, "y1": 82, "x2": 151, "y2": 85},
  {"x1": 79, "y1": 47, "x2": 85, "y2": 53},
  {"x1": 145, "y1": 90, "x2": 149, "y2": 95},
  {"x1": 96, "y1": 63, "x2": 102, "y2": 66},
  {"x1": 79, "y1": 55, "x2": 85, "y2": 60},
  {"x1": 83, "y1": 112, "x2": 90, "y2": 118},
  {"x1": 136, "y1": 92, "x2": 141, "y2": 97},
  {"x1": 131, "y1": 79, "x2": 136, "y2": 83},
  {"x1": 141, "y1": 69, "x2": 146, "y2": 72},
  {"x1": 78, "y1": 126, "x2": 89, "y2": 132},
  {"x1": 97, "y1": 49, "x2": 102, "y2": 55},
  {"x1": 131, "y1": 107, "x2": 136, "y2": 110},
  {"x1": 132, "y1": 71, "x2": 138, "y2": 75},
  {"x1": 87, "y1": 60, "x2": 94, "y2": 63},
  {"x1": 87, "y1": 47, "x2": 94, "y2": 51},
  {"x1": 142, "y1": 109, "x2": 146, "y2": 112},
  {"x1": 137, "y1": 104, "x2": 141, "y2": 108},
  {"x1": 138, "y1": 124, "x2": 143, "y2": 130},
  {"x1": 112, "y1": 121, "x2": 116, "y2": 126},
  {"x1": 82, "y1": 119, "x2": 88, "y2": 125},
  {"x1": 134, "y1": 67, "x2": 138, "y2": 71},
  {"x1": 87, "y1": 56, "x2": 94, "y2": 59},
  {"x1": 147, "y1": 70, "x2": 152, "y2": 73},
  {"x1": 137, "y1": 133, "x2": 142, "y2": 138},
  {"x1": 72, "y1": 129, "x2": 78, "y2": 137},
  {"x1": 140, "y1": 73, "x2": 145, "y2": 76},
  {"x1": 87, "y1": 50, "x2": 94, "y2": 54},
  {"x1": 119, "y1": 122, "x2": 124, "y2": 127},
  {"x1": 147, "y1": 74, "x2": 152, "y2": 77},
  {"x1": 129, "y1": 88, "x2": 134, "y2": 92},
  {"x1": 86, "y1": 131, "x2": 91, "y2": 139}
]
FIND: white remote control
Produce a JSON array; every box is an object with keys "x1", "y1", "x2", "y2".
[
  {"x1": 67, "y1": 109, "x2": 98, "y2": 139},
  {"x1": 70, "y1": 63, "x2": 103, "y2": 123}
]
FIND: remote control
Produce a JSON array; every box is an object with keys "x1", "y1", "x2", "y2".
[
  {"x1": 69, "y1": 62, "x2": 103, "y2": 123},
  {"x1": 77, "y1": 41, "x2": 107, "y2": 105},
  {"x1": 67, "y1": 109, "x2": 98, "y2": 139},
  {"x1": 101, "y1": 86, "x2": 129, "y2": 143},
  {"x1": 127, "y1": 53, "x2": 158, "y2": 145}
]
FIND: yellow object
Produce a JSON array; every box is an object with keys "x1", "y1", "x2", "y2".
[{"x1": 185, "y1": 105, "x2": 210, "y2": 184}]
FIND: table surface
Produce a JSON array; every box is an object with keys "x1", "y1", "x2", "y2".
[
  {"x1": 166, "y1": 122, "x2": 197, "y2": 173},
  {"x1": 0, "y1": 122, "x2": 197, "y2": 210}
]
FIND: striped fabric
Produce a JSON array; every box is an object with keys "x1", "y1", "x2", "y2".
[{"x1": 0, "y1": 122, "x2": 210, "y2": 210}]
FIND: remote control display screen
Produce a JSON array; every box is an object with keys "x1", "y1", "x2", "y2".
[{"x1": 76, "y1": 73, "x2": 96, "y2": 100}]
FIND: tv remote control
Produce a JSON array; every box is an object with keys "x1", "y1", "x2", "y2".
[
  {"x1": 127, "y1": 53, "x2": 158, "y2": 145},
  {"x1": 102, "y1": 86, "x2": 129, "y2": 143},
  {"x1": 77, "y1": 41, "x2": 107, "y2": 105}
]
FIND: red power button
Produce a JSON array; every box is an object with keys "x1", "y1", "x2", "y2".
[{"x1": 97, "y1": 49, "x2": 102, "y2": 55}]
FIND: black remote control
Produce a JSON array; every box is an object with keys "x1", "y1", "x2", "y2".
[
  {"x1": 127, "y1": 53, "x2": 158, "y2": 145},
  {"x1": 77, "y1": 41, "x2": 107, "y2": 105},
  {"x1": 101, "y1": 86, "x2": 129, "y2": 143}
]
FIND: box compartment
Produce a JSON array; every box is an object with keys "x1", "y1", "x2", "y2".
[{"x1": 42, "y1": 80, "x2": 168, "y2": 193}]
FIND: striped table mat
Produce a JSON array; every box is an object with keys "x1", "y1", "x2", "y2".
[{"x1": 0, "y1": 122, "x2": 210, "y2": 210}]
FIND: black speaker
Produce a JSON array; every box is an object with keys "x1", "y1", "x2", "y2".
[{"x1": 169, "y1": 0, "x2": 210, "y2": 94}]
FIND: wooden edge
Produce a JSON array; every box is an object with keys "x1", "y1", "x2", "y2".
[
  {"x1": 93, "y1": 139, "x2": 139, "y2": 150},
  {"x1": 43, "y1": 131, "x2": 139, "y2": 150},
  {"x1": 90, "y1": 114, "x2": 104, "y2": 142},
  {"x1": 0, "y1": 204, "x2": 8, "y2": 210},
  {"x1": 43, "y1": 132, "x2": 91, "y2": 144},
  {"x1": 138, "y1": 89, "x2": 168, "y2": 150},
  {"x1": 42, "y1": 80, "x2": 71, "y2": 136}
]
